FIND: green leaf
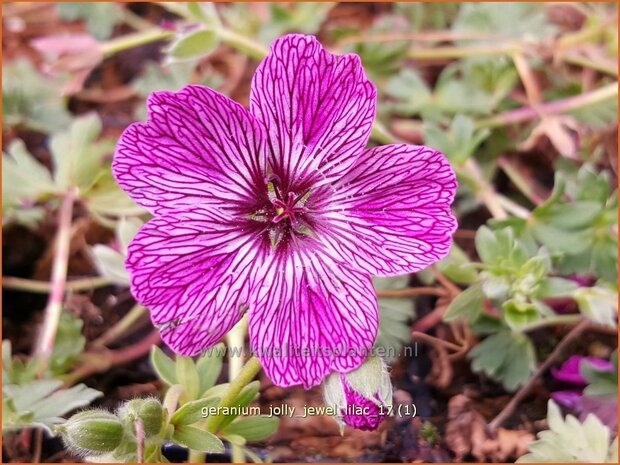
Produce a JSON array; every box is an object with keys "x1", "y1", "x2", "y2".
[
  {"x1": 2, "y1": 59, "x2": 71, "y2": 133},
  {"x1": 481, "y1": 274, "x2": 511, "y2": 300},
  {"x1": 49, "y1": 312, "x2": 86, "y2": 376},
  {"x1": 502, "y1": 299, "x2": 540, "y2": 330},
  {"x1": 516, "y1": 400, "x2": 617, "y2": 463},
  {"x1": 529, "y1": 220, "x2": 590, "y2": 255},
  {"x1": 2, "y1": 140, "x2": 55, "y2": 209},
  {"x1": 50, "y1": 113, "x2": 113, "y2": 190},
  {"x1": 435, "y1": 244, "x2": 479, "y2": 285},
  {"x1": 91, "y1": 245, "x2": 130, "y2": 286},
  {"x1": 468, "y1": 331, "x2": 536, "y2": 391},
  {"x1": 443, "y1": 282, "x2": 484, "y2": 322},
  {"x1": 475, "y1": 226, "x2": 501, "y2": 265},
  {"x1": 453, "y1": 3, "x2": 556, "y2": 44},
  {"x1": 344, "y1": 15, "x2": 409, "y2": 81},
  {"x1": 535, "y1": 201, "x2": 603, "y2": 230},
  {"x1": 168, "y1": 28, "x2": 220, "y2": 61},
  {"x1": 176, "y1": 356, "x2": 200, "y2": 401},
  {"x1": 117, "y1": 217, "x2": 143, "y2": 253},
  {"x1": 222, "y1": 416, "x2": 279, "y2": 442},
  {"x1": 151, "y1": 346, "x2": 177, "y2": 386},
  {"x1": 57, "y1": 2, "x2": 124, "y2": 39},
  {"x1": 535, "y1": 277, "x2": 579, "y2": 298},
  {"x1": 434, "y1": 78, "x2": 495, "y2": 117},
  {"x1": 424, "y1": 115, "x2": 491, "y2": 165},
  {"x1": 196, "y1": 344, "x2": 225, "y2": 396},
  {"x1": 573, "y1": 286, "x2": 618, "y2": 327},
  {"x1": 186, "y1": 2, "x2": 220, "y2": 26},
  {"x1": 255, "y1": 2, "x2": 335, "y2": 44},
  {"x1": 82, "y1": 170, "x2": 145, "y2": 222},
  {"x1": 581, "y1": 352, "x2": 617, "y2": 398},
  {"x1": 384, "y1": 69, "x2": 432, "y2": 115},
  {"x1": 3, "y1": 380, "x2": 102, "y2": 433},
  {"x1": 373, "y1": 276, "x2": 415, "y2": 362},
  {"x1": 170, "y1": 397, "x2": 220, "y2": 426},
  {"x1": 172, "y1": 425, "x2": 224, "y2": 453},
  {"x1": 2, "y1": 341, "x2": 38, "y2": 385}
]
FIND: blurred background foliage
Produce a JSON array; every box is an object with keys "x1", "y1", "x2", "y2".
[{"x1": 2, "y1": 2, "x2": 618, "y2": 463}]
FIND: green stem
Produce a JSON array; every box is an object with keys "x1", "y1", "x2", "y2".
[
  {"x1": 91, "y1": 304, "x2": 147, "y2": 348},
  {"x1": 231, "y1": 444, "x2": 245, "y2": 463},
  {"x1": 219, "y1": 28, "x2": 268, "y2": 60},
  {"x1": 226, "y1": 316, "x2": 248, "y2": 382},
  {"x1": 188, "y1": 450, "x2": 205, "y2": 463},
  {"x1": 101, "y1": 28, "x2": 175, "y2": 57},
  {"x1": 206, "y1": 356, "x2": 262, "y2": 434},
  {"x1": 520, "y1": 314, "x2": 583, "y2": 333},
  {"x1": 3, "y1": 276, "x2": 111, "y2": 293}
]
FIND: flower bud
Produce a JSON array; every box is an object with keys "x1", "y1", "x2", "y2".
[
  {"x1": 323, "y1": 356, "x2": 393, "y2": 432},
  {"x1": 57, "y1": 410, "x2": 123, "y2": 455},
  {"x1": 118, "y1": 398, "x2": 163, "y2": 437}
]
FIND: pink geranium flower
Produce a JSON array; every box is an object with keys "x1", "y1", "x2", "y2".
[{"x1": 113, "y1": 34, "x2": 457, "y2": 389}]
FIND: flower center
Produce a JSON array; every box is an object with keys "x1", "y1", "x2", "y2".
[
  {"x1": 249, "y1": 180, "x2": 313, "y2": 247},
  {"x1": 271, "y1": 192, "x2": 305, "y2": 226}
]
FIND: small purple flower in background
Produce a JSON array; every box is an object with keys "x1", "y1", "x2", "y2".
[
  {"x1": 324, "y1": 356, "x2": 392, "y2": 431},
  {"x1": 113, "y1": 34, "x2": 457, "y2": 389},
  {"x1": 551, "y1": 355, "x2": 617, "y2": 431},
  {"x1": 551, "y1": 355, "x2": 612, "y2": 385}
]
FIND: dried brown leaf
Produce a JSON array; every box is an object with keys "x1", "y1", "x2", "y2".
[{"x1": 445, "y1": 394, "x2": 534, "y2": 462}]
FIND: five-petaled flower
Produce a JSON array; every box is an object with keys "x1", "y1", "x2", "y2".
[{"x1": 113, "y1": 34, "x2": 457, "y2": 389}]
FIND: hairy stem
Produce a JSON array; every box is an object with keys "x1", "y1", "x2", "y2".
[
  {"x1": 135, "y1": 418, "x2": 145, "y2": 463},
  {"x1": 34, "y1": 188, "x2": 78, "y2": 374}
]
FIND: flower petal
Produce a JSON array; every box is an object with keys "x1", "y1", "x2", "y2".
[
  {"x1": 250, "y1": 34, "x2": 376, "y2": 189},
  {"x1": 314, "y1": 144, "x2": 458, "y2": 276},
  {"x1": 248, "y1": 245, "x2": 378, "y2": 389},
  {"x1": 126, "y1": 206, "x2": 267, "y2": 355},
  {"x1": 113, "y1": 85, "x2": 266, "y2": 215}
]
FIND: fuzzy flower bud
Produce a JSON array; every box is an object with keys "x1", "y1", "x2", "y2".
[
  {"x1": 57, "y1": 410, "x2": 124, "y2": 455},
  {"x1": 118, "y1": 398, "x2": 163, "y2": 438},
  {"x1": 323, "y1": 356, "x2": 393, "y2": 432}
]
